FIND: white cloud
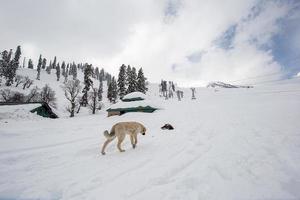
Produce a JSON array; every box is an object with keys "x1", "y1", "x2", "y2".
[{"x1": 0, "y1": 0, "x2": 297, "y2": 86}]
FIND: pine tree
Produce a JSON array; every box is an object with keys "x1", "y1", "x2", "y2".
[
  {"x1": 66, "y1": 63, "x2": 69, "y2": 75},
  {"x1": 61, "y1": 61, "x2": 66, "y2": 77},
  {"x1": 91, "y1": 66, "x2": 95, "y2": 79},
  {"x1": 64, "y1": 63, "x2": 69, "y2": 83},
  {"x1": 1, "y1": 47, "x2": 20, "y2": 86},
  {"x1": 81, "y1": 64, "x2": 93, "y2": 106},
  {"x1": 98, "y1": 77, "x2": 103, "y2": 101},
  {"x1": 69, "y1": 63, "x2": 73, "y2": 75},
  {"x1": 36, "y1": 54, "x2": 42, "y2": 80},
  {"x1": 106, "y1": 73, "x2": 112, "y2": 87},
  {"x1": 127, "y1": 67, "x2": 137, "y2": 94},
  {"x1": 0, "y1": 50, "x2": 12, "y2": 84},
  {"x1": 0, "y1": 51, "x2": 6, "y2": 78},
  {"x1": 125, "y1": 65, "x2": 132, "y2": 88},
  {"x1": 56, "y1": 63, "x2": 61, "y2": 81},
  {"x1": 46, "y1": 60, "x2": 52, "y2": 74},
  {"x1": 73, "y1": 63, "x2": 77, "y2": 80},
  {"x1": 95, "y1": 67, "x2": 100, "y2": 80},
  {"x1": 52, "y1": 56, "x2": 57, "y2": 69},
  {"x1": 69, "y1": 62, "x2": 74, "y2": 76},
  {"x1": 28, "y1": 59, "x2": 34, "y2": 69},
  {"x1": 100, "y1": 68, "x2": 105, "y2": 80},
  {"x1": 42, "y1": 58, "x2": 47, "y2": 69},
  {"x1": 136, "y1": 68, "x2": 147, "y2": 94},
  {"x1": 107, "y1": 76, "x2": 117, "y2": 103},
  {"x1": 117, "y1": 64, "x2": 127, "y2": 99},
  {"x1": 7, "y1": 46, "x2": 22, "y2": 86}
]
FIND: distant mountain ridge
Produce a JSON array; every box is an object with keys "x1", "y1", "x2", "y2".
[{"x1": 207, "y1": 81, "x2": 253, "y2": 88}]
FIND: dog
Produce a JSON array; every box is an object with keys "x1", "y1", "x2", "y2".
[{"x1": 101, "y1": 121, "x2": 147, "y2": 155}]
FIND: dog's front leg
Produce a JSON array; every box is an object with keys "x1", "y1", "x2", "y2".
[
  {"x1": 130, "y1": 135, "x2": 136, "y2": 149},
  {"x1": 134, "y1": 134, "x2": 138, "y2": 147}
]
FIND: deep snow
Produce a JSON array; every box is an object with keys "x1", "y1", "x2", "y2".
[{"x1": 0, "y1": 69, "x2": 300, "y2": 200}]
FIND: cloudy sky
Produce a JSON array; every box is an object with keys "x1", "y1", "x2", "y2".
[{"x1": 0, "y1": 0, "x2": 299, "y2": 86}]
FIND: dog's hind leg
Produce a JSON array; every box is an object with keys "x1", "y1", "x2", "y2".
[
  {"x1": 101, "y1": 138, "x2": 114, "y2": 155},
  {"x1": 117, "y1": 134, "x2": 126, "y2": 152},
  {"x1": 130, "y1": 135, "x2": 136, "y2": 149}
]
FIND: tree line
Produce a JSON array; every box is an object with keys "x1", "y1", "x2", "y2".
[
  {"x1": 1, "y1": 45, "x2": 148, "y2": 117},
  {"x1": 109, "y1": 64, "x2": 148, "y2": 102}
]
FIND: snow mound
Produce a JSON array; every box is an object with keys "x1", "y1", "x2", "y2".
[
  {"x1": 122, "y1": 92, "x2": 147, "y2": 100},
  {"x1": 0, "y1": 104, "x2": 43, "y2": 121}
]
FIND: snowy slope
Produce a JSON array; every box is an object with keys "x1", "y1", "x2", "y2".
[{"x1": 0, "y1": 77, "x2": 300, "y2": 200}]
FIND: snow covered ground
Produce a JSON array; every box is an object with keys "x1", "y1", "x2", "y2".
[{"x1": 1, "y1": 74, "x2": 300, "y2": 199}]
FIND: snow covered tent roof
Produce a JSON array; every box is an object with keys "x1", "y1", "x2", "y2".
[
  {"x1": 122, "y1": 92, "x2": 146, "y2": 102},
  {"x1": 0, "y1": 102, "x2": 58, "y2": 119},
  {"x1": 106, "y1": 100, "x2": 157, "y2": 117}
]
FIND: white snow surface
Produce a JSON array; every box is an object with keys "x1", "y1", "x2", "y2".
[
  {"x1": 0, "y1": 104, "x2": 42, "y2": 121},
  {"x1": 122, "y1": 92, "x2": 146, "y2": 100},
  {"x1": 1, "y1": 70, "x2": 300, "y2": 200}
]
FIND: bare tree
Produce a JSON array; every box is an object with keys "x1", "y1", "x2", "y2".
[
  {"x1": 0, "y1": 89, "x2": 25, "y2": 103},
  {"x1": 26, "y1": 79, "x2": 34, "y2": 88},
  {"x1": 40, "y1": 84, "x2": 56, "y2": 107},
  {"x1": 15, "y1": 75, "x2": 24, "y2": 87},
  {"x1": 0, "y1": 89, "x2": 12, "y2": 102},
  {"x1": 88, "y1": 87, "x2": 102, "y2": 114},
  {"x1": 26, "y1": 86, "x2": 40, "y2": 102},
  {"x1": 10, "y1": 92, "x2": 25, "y2": 103},
  {"x1": 22, "y1": 76, "x2": 34, "y2": 89},
  {"x1": 63, "y1": 80, "x2": 81, "y2": 117}
]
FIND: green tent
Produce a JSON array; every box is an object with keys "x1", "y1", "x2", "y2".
[
  {"x1": 30, "y1": 103, "x2": 58, "y2": 118},
  {"x1": 122, "y1": 97, "x2": 145, "y2": 102},
  {"x1": 107, "y1": 92, "x2": 158, "y2": 117},
  {"x1": 107, "y1": 106, "x2": 157, "y2": 117}
]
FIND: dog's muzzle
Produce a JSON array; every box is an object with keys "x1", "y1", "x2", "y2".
[{"x1": 142, "y1": 133, "x2": 145, "y2": 135}]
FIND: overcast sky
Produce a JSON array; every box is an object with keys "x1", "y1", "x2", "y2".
[{"x1": 0, "y1": 0, "x2": 299, "y2": 86}]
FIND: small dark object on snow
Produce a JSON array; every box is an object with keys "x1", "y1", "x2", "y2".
[{"x1": 161, "y1": 124, "x2": 174, "y2": 130}]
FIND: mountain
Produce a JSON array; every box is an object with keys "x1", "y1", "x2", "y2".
[{"x1": 207, "y1": 81, "x2": 253, "y2": 88}]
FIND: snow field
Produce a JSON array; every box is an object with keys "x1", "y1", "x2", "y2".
[{"x1": 0, "y1": 69, "x2": 300, "y2": 199}]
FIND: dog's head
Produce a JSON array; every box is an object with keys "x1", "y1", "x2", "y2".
[{"x1": 141, "y1": 126, "x2": 147, "y2": 135}]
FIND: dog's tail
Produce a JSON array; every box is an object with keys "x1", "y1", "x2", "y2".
[{"x1": 103, "y1": 127, "x2": 115, "y2": 139}]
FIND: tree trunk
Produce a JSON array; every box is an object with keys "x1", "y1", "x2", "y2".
[{"x1": 70, "y1": 101, "x2": 75, "y2": 117}]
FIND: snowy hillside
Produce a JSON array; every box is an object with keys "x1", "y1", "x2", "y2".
[
  {"x1": 1, "y1": 68, "x2": 110, "y2": 117},
  {"x1": 1, "y1": 74, "x2": 300, "y2": 199}
]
